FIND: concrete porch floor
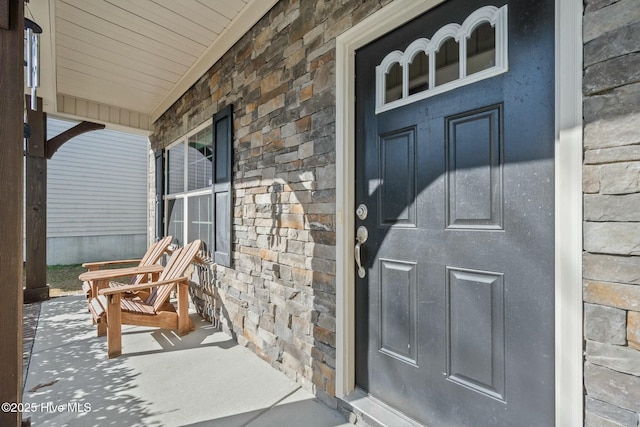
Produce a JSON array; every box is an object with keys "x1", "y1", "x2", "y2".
[{"x1": 22, "y1": 295, "x2": 351, "y2": 427}]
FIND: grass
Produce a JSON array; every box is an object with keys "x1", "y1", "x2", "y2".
[
  {"x1": 22, "y1": 264, "x2": 91, "y2": 297},
  {"x1": 24, "y1": 263, "x2": 141, "y2": 298},
  {"x1": 45, "y1": 264, "x2": 86, "y2": 296}
]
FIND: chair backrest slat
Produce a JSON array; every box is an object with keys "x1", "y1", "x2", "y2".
[
  {"x1": 146, "y1": 236, "x2": 173, "y2": 264},
  {"x1": 145, "y1": 240, "x2": 201, "y2": 310},
  {"x1": 130, "y1": 236, "x2": 173, "y2": 286},
  {"x1": 144, "y1": 247, "x2": 183, "y2": 307}
]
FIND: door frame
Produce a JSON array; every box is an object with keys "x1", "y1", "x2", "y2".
[{"x1": 334, "y1": 0, "x2": 583, "y2": 425}]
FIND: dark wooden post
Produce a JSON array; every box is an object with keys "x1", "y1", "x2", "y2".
[
  {"x1": 22, "y1": 104, "x2": 104, "y2": 302},
  {"x1": 24, "y1": 96, "x2": 49, "y2": 303},
  {"x1": 0, "y1": 0, "x2": 25, "y2": 426},
  {"x1": 23, "y1": 98, "x2": 104, "y2": 303}
]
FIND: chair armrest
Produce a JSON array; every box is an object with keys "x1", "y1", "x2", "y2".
[
  {"x1": 82, "y1": 259, "x2": 142, "y2": 269},
  {"x1": 79, "y1": 264, "x2": 164, "y2": 282},
  {"x1": 99, "y1": 276, "x2": 190, "y2": 296}
]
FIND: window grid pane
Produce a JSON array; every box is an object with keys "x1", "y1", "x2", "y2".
[
  {"x1": 187, "y1": 127, "x2": 213, "y2": 191},
  {"x1": 188, "y1": 194, "x2": 212, "y2": 254},
  {"x1": 385, "y1": 62, "x2": 403, "y2": 103},
  {"x1": 167, "y1": 198, "x2": 184, "y2": 246},
  {"x1": 467, "y1": 23, "x2": 496, "y2": 76},
  {"x1": 435, "y1": 38, "x2": 459, "y2": 86},
  {"x1": 167, "y1": 145, "x2": 185, "y2": 195},
  {"x1": 409, "y1": 51, "x2": 429, "y2": 95}
]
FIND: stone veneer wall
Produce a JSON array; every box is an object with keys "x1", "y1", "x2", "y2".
[
  {"x1": 150, "y1": 0, "x2": 392, "y2": 406},
  {"x1": 149, "y1": 0, "x2": 640, "y2": 419},
  {"x1": 582, "y1": 0, "x2": 640, "y2": 426}
]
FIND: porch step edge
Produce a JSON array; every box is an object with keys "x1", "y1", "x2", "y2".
[{"x1": 339, "y1": 388, "x2": 425, "y2": 427}]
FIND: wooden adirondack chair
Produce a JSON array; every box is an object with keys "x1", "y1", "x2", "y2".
[
  {"x1": 89, "y1": 240, "x2": 202, "y2": 358},
  {"x1": 81, "y1": 235, "x2": 173, "y2": 299}
]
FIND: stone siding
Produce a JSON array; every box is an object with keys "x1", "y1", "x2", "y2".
[
  {"x1": 151, "y1": 0, "x2": 391, "y2": 407},
  {"x1": 583, "y1": 0, "x2": 640, "y2": 425},
  {"x1": 148, "y1": 0, "x2": 640, "y2": 420}
]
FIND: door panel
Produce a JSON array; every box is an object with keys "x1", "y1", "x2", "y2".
[
  {"x1": 379, "y1": 258, "x2": 418, "y2": 365},
  {"x1": 379, "y1": 128, "x2": 417, "y2": 227},
  {"x1": 446, "y1": 105, "x2": 502, "y2": 229},
  {"x1": 446, "y1": 267, "x2": 505, "y2": 401},
  {"x1": 354, "y1": 1, "x2": 555, "y2": 426}
]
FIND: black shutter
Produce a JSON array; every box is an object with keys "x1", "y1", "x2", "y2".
[
  {"x1": 212, "y1": 105, "x2": 233, "y2": 266},
  {"x1": 154, "y1": 149, "x2": 164, "y2": 241}
]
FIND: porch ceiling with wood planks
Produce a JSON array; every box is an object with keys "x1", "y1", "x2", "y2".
[{"x1": 26, "y1": 0, "x2": 278, "y2": 133}]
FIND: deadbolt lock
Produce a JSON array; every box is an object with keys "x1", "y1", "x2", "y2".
[{"x1": 356, "y1": 204, "x2": 368, "y2": 220}]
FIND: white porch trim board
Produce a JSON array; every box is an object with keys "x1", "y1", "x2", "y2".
[{"x1": 335, "y1": 0, "x2": 583, "y2": 425}]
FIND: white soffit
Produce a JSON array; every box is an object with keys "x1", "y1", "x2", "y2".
[{"x1": 26, "y1": 0, "x2": 278, "y2": 130}]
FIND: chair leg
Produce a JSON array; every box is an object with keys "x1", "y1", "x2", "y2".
[
  {"x1": 97, "y1": 320, "x2": 107, "y2": 337},
  {"x1": 177, "y1": 282, "x2": 189, "y2": 335},
  {"x1": 106, "y1": 294, "x2": 122, "y2": 358},
  {"x1": 91, "y1": 279, "x2": 107, "y2": 305}
]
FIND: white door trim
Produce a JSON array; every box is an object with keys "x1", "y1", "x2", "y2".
[{"x1": 334, "y1": 0, "x2": 583, "y2": 425}]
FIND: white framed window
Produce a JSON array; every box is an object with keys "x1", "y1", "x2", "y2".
[
  {"x1": 376, "y1": 5, "x2": 508, "y2": 114},
  {"x1": 160, "y1": 104, "x2": 233, "y2": 266},
  {"x1": 165, "y1": 120, "x2": 214, "y2": 252}
]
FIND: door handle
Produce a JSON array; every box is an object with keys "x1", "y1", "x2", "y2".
[{"x1": 355, "y1": 226, "x2": 368, "y2": 278}]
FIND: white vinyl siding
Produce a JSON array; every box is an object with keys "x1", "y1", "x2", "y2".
[{"x1": 45, "y1": 117, "x2": 148, "y2": 264}]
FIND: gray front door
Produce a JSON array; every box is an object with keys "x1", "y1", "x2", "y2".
[{"x1": 354, "y1": 1, "x2": 555, "y2": 425}]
